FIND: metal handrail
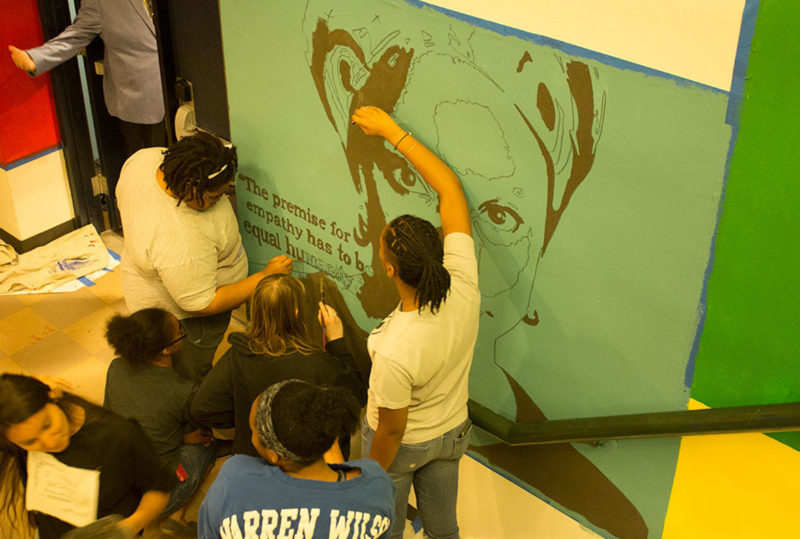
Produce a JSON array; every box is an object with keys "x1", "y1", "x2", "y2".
[{"x1": 467, "y1": 399, "x2": 800, "y2": 446}]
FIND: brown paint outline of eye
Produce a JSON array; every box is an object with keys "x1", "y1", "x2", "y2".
[{"x1": 478, "y1": 198, "x2": 524, "y2": 233}]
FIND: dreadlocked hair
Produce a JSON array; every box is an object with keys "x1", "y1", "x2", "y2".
[
  {"x1": 268, "y1": 381, "x2": 360, "y2": 466},
  {"x1": 245, "y1": 274, "x2": 317, "y2": 356},
  {"x1": 384, "y1": 214, "x2": 451, "y2": 314},
  {"x1": 160, "y1": 131, "x2": 238, "y2": 206},
  {"x1": 105, "y1": 308, "x2": 174, "y2": 366}
]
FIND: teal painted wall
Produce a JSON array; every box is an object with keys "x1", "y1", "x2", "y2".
[
  {"x1": 218, "y1": 1, "x2": 800, "y2": 537},
  {"x1": 690, "y1": 0, "x2": 800, "y2": 450}
]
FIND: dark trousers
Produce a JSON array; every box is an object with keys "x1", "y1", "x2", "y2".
[
  {"x1": 172, "y1": 311, "x2": 232, "y2": 382},
  {"x1": 118, "y1": 119, "x2": 167, "y2": 156}
]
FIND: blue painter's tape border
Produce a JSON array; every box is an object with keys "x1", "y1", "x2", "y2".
[
  {"x1": 684, "y1": 0, "x2": 760, "y2": 389},
  {"x1": 405, "y1": 0, "x2": 728, "y2": 95},
  {"x1": 108, "y1": 249, "x2": 121, "y2": 262},
  {"x1": 726, "y1": 0, "x2": 760, "y2": 125},
  {"x1": 0, "y1": 144, "x2": 62, "y2": 171},
  {"x1": 77, "y1": 276, "x2": 95, "y2": 287}
]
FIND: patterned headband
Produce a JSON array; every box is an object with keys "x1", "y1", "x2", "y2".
[{"x1": 255, "y1": 379, "x2": 305, "y2": 462}]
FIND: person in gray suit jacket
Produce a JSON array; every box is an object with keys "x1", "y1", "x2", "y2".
[{"x1": 9, "y1": 0, "x2": 166, "y2": 154}]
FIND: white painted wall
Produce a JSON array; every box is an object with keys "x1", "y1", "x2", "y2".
[
  {"x1": 0, "y1": 150, "x2": 74, "y2": 241},
  {"x1": 423, "y1": 0, "x2": 746, "y2": 90},
  {"x1": 402, "y1": 455, "x2": 600, "y2": 538}
]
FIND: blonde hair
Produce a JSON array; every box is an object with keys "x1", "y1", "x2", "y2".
[{"x1": 246, "y1": 274, "x2": 317, "y2": 356}]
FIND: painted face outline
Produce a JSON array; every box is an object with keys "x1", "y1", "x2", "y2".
[
  {"x1": 398, "y1": 46, "x2": 603, "y2": 333},
  {"x1": 389, "y1": 48, "x2": 561, "y2": 332},
  {"x1": 303, "y1": 2, "x2": 604, "y2": 342}
]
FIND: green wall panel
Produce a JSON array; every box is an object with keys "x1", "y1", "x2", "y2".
[{"x1": 691, "y1": 0, "x2": 800, "y2": 450}]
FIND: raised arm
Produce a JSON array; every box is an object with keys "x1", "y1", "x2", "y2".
[{"x1": 351, "y1": 106, "x2": 471, "y2": 237}]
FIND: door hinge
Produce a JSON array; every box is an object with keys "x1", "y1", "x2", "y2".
[{"x1": 90, "y1": 174, "x2": 109, "y2": 196}]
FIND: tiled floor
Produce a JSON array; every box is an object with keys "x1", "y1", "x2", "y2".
[
  {"x1": 0, "y1": 231, "x2": 234, "y2": 402},
  {"x1": 0, "y1": 243, "x2": 127, "y2": 404}
]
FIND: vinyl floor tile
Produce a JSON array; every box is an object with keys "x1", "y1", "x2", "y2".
[
  {"x1": 110, "y1": 297, "x2": 131, "y2": 316},
  {"x1": 100, "y1": 230, "x2": 124, "y2": 255},
  {"x1": 30, "y1": 287, "x2": 107, "y2": 329},
  {"x1": 63, "y1": 305, "x2": 119, "y2": 355},
  {"x1": 93, "y1": 343, "x2": 117, "y2": 366},
  {"x1": 10, "y1": 331, "x2": 93, "y2": 377},
  {"x1": 0, "y1": 294, "x2": 26, "y2": 318},
  {"x1": 0, "y1": 307, "x2": 58, "y2": 356},
  {"x1": 85, "y1": 269, "x2": 125, "y2": 304},
  {"x1": 0, "y1": 356, "x2": 27, "y2": 375},
  {"x1": 9, "y1": 291, "x2": 47, "y2": 305},
  {"x1": 58, "y1": 357, "x2": 111, "y2": 405}
]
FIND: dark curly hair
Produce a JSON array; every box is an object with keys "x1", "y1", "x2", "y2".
[
  {"x1": 383, "y1": 214, "x2": 451, "y2": 313},
  {"x1": 268, "y1": 381, "x2": 360, "y2": 466},
  {"x1": 105, "y1": 308, "x2": 174, "y2": 365},
  {"x1": 160, "y1": 131, "x2": 238, "y2": 206}
]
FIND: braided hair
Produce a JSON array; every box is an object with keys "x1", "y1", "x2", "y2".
[
  {"x1": 383, "y1": 214, "x2": 451, "y2": 314},
  {"x1": 160, "y1": 131, "x2": 238, "y2": 206},
  {"x1": 105, "y1": 308, "x2": 174, "y2": 365},
  {"x1": 255, "y1": 380, "x2": 360, "y2": 467}
]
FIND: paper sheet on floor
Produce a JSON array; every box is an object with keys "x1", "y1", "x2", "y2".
[{"x1": 0, "y1": 224, "x2": 119, "y2": 295}]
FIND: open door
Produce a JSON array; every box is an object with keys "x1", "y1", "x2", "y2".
[
  {"x1": 34, "y1": 0, "x2": 100, "y2": 232},
  {"x1": 36, "y1": 0, "x2": 172, "y2": 232}
]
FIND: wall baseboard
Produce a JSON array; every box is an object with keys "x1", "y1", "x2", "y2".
[{"x1": 0, "y1": 219, "x2": 79, "y2": 254}]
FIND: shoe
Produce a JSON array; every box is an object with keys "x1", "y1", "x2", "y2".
[{"x1": 215, "y1": 439, "x2": 233, "y2": 458}]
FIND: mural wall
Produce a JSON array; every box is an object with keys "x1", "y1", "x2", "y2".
[{"x1": 220, "y1": 1, "x2": 799, "y2": 537}]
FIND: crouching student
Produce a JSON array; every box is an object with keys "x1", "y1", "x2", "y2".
[
  {"x1": 104, "y1": 308, "x2": 216, "y2": 527},
  {"x1": 199, "y1": 380, "x2": 395, "y2": 539}
]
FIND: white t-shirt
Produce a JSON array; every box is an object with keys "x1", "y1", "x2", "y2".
[
  {"x1": 366, "y1": 232, "x2": 480, "y2": 444},
  {"x1": 116, "y1": 148, "x2": 248, "y2": 319}
]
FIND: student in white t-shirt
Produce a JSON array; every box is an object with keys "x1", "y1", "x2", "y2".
[
  {"x1": 351, "y1": 106, "x2": 480, "y2": 539},
  {"x1": 116, "y1": 132, "x2": 292, "y2": 381}
]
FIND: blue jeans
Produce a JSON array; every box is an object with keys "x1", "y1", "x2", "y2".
[
  {"x1": 362, "y1": 418, "x2": 472, "y2": 539},
  {"x1": 161, "y1": 442, "x2": 217, "y2": 516}
]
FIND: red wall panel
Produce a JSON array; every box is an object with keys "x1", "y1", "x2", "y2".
[{"x1": 0, "y1": 0, "x2": 61, "y2": 168}]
